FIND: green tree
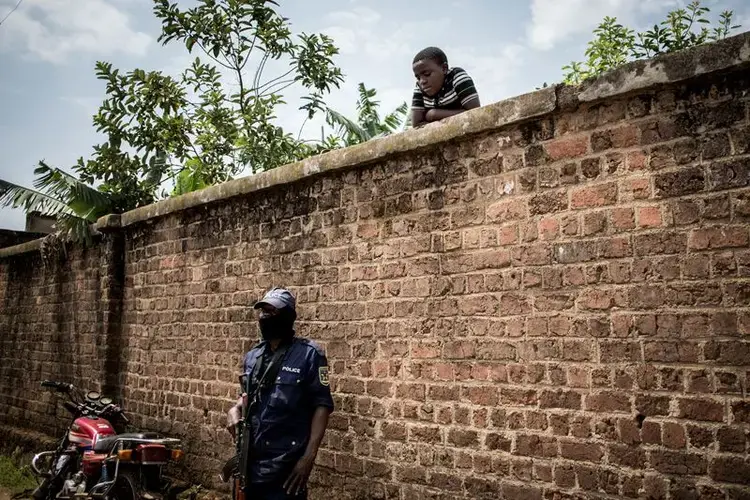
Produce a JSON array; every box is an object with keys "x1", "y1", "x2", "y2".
[
  {"x1": 84, "y1": 0, "x2": 344, "y2": 199},
  {"x1": 563, "y1": 1, "x2": 741, "y2": 85},
  {"x1": 325, "y1": 83, "x2": 408, "y2": 147},
  {"x1": 0, "y1": 162, "x2": 116, "y2": 243},
  {"x1": 1, "y1": 0, "x2": 345, "y2": 241}
]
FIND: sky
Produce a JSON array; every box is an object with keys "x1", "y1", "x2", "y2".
[{"x1": 0, "y1": 0, "x2": 748, "y2": 230}]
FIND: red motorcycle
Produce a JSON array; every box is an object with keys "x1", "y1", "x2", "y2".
[{"x1": 29, "y1": 380, "x2": 188, "y2": 500}]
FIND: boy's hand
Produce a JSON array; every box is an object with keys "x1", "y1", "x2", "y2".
[{"x1": 425, "y1": 109, "x2": 437, "y2": 122}]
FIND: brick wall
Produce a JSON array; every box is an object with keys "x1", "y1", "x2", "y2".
[
  {"x1": 0, "y1": 242, "x2": 120, "y2": 437},
  {"x1": 0, "y1": 229, "x2": 47, "y2": 248},
  {"x1": 2, "y1": 34, "x2": 750, "y2": 499}
]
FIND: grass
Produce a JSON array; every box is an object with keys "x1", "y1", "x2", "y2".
[{"x1": 0, "y1": 454, "x2": 38, "y2": 495}]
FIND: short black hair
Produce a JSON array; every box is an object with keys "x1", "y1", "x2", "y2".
[{"x1": 413, "y1": 47, "x2": 448, "y2": 66}]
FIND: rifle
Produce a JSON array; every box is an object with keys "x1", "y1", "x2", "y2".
[{"x1": 220, "y1": 345, "x2": 289, "y2": 500}]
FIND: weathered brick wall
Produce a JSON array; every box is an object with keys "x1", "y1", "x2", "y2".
[
  {"x1": 2, "y1": 34, "x2": 750, "y2": 499},
  {"x1": 0, "y1": 229, "x2": 47, "y2": 249},
  {"x1": 0, "y1": 243, "x2": 118, "y2": 437}
]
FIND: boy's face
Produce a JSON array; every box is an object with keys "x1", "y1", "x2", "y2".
[{"x1": 413, "y1": 58, "x2": 447, "y2": 97}]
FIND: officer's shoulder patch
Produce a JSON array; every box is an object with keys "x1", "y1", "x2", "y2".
[{"x1": 318, "y1": 366, "x2": 329, "y2": 386}]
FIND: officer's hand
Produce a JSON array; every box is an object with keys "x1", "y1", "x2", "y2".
[{"x1": 284, "y1": 454, "x2": 314, "y2": 496}]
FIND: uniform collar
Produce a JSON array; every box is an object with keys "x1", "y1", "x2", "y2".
[{"x1": 259, "y1": 334, "x2": 296, "y2": 354}]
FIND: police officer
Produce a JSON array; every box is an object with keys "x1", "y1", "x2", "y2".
[{"x1": 227, "y1": 287, "x2": 333, "y2": 500}]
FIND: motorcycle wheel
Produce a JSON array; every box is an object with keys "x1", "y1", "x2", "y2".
[
  {"x1": 32, "y1": 454, "x2": 76, "y2": 500},
  {"x1": 106, "y1": 472, "x2": 138, "y2": 500}
]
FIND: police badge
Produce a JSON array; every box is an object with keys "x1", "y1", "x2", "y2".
[{"x1": 318, "y1": 366, "x2": 329, "y2": 386}]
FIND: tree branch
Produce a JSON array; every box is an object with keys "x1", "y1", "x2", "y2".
[
  {"x1": 256, "y1": 68, "x2": 295, "y2": 92},
  {"x1": 253, "y1": 53, "x2": 270, "y2": 97},
  {"x1": 241, "y1": 34, "x2": 258, "y2": 72},
  {"x1": 259, "y1": 78, "x2": 295, "y2": 96},
  {"x1": 297, "y1": 116, "x2": 309, "y2": 141}
]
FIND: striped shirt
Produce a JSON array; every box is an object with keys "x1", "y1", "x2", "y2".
[{"x1": 412, "y1": 67, "x2": 479, "y2": 111}]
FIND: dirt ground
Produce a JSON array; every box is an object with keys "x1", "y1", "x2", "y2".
[{"x1": 0, "y1": 487, "x2": 12, "y2": 500}]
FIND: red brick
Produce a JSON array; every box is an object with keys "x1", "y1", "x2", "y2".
[
  {"x1": 443, "y1": 340, "x2": 475, "y2": 359},
  {"x1": 585, "y1": 392, "x2": 631, "y2": 413},
  {"x1": 429, "y1": 472, "x2": 463, "y2": 492},
  {"x1": 571, "y1": 182, "x2": 618, "y2": 209},
  {"x1": 663, "y1": 422, "x2": 687, "y2": 449},
  {"x1": 462, "y1": 385, "x2": 499, "y2": 406},
  {"x1": 717, "y1": 426, "x2": 746, "y2": 452},
  {"x1": 559, "y1": 440, "x2": 604, "y2": 462},
  {"x1": 498, "y1": 224, "x2": 519, "y2": 246},
  {"x1": 689, "y1": 226, "x2": 749, "y2": 250},
  {"x1": 485, "y1": 432, "x2": 512, "y2": 451},
  {"x1": 582, "y1": 211, "x2": 607, "y2": 235},
  {"x1": 539, "y1": 390, "x2": 582, "y2": 409},
  {"x1": 611, "y1": 207, "x2": 635, "y2": 230},
  {"x1": 638, "y1": 205, "x2": 663, "y2": 228},
  {"x1": 609, "y1": 444, "x2": 647, "y2": 469},
  {"x1": 641, "y1": 421, "x2": 661, "y2": 445},
  {"x1": 538, "y1": 217, "x2": 559, "y2": 240},
  {"x1": 732, "y1": 401, "x2": 750, "y2": 424},
  {"x1": 381, "y1": 421, "x2": 407, "y2": 441},
  {"x1": 650, "y1": 450, "x2": 707, "y2": 475},
  {"x1": 395, "y1": 465, "x2": 426, "y2": 483},
  {"x1": 447, "y1": 428, "x2": 479, "y2": 447},
  {"x1": 545, "y1": 135, "x2": 589, "y2": 160},
  {"x1": 501, "y1": 483, "x2": 543, "y2": 500},
  {"x1": 627, "y1": 150, "x2": 647, "y2": 170},
  {"x1": 621, "y1": 177, "x2": 651, "y2": 201},
  {"x1": 636, "y1": 395, "x2": 670, "y2": 416},
  {"x1": 515, "y1": 434, "x2": 558, "y2": 458},
  {"x1": 617, "y1": 418, "x2": 641, "y2": 445},
  {"x1": 408, "y1": 424, "x2": 442, "y2": 444},
  {"x1": 367, "y1": 380, "x2": 393, "y2": 397},
  {"x1": 677, "y1": 397, "x2": 725, "y2": 422},
  {"x1": 554, "y1": 464, "x2": 576, "y2": 488},
  {"x1": 487, "y1": 199, "x2": 527, "y2": 222},
  {"x1": 411, "y1": 342, "x2": 440, "y2": 359}
]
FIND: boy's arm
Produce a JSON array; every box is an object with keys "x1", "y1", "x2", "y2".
[
  {"x1": 411, "y1": 85, "x2": 428, "y2": 128},
  {"x1": 412, "y1": 108, "x2": 428, "y2": 127},
  {"x1": 425, "y1": 97, "x2": 480, "y2": 121},
  {"x1": 424, "y1": 68, "x2": 480, "y2": 122},
  {"x1": 425, "y1": 108, "x2": 468, "y2": 122}
]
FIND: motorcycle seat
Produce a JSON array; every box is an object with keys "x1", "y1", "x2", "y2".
[{"x1": 93, "y1": 432, "x2": 163, "y2": 453}]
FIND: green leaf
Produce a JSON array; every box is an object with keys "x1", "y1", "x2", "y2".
[{"x1": 0, "y1": 178, "x2": 77, "y2": 218}]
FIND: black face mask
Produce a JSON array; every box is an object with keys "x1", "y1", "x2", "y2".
[{"x1": 258, "y1": 309, "x2": 295, "y2": 341}]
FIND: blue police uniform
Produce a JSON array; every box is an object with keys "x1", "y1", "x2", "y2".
[{"x1": 242, "y1": 336, "x2": 334, "y2": 492}]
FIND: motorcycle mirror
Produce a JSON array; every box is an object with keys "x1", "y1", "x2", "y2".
[{"x1": 86, "y1": 391, "x2": 101, "y2": 401}]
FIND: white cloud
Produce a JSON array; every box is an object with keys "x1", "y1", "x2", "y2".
[
  {"x1": 61, "y1": 96, "x2": 101, "y2": 116},
  {"x1": 0, "y1": 0, "x2": 151, "y2": 63},
  {"x1": 735, "y1": 9, "x2": 750, "y2": 30},
  {"x1": 457, "y1": 44, "x2": 526, "y2": 103},
  {"x1": 323, "y1": 7, "x2": 452, "y2": 63},
  {"x1": 526, "y1": 0, "x2": 680, "y2": 50}
]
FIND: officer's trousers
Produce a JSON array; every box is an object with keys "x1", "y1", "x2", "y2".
[{"x1": 245, "y1": 481, "x2": 307, "y2": 500}]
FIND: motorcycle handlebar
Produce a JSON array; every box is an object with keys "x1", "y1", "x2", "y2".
[
  {"x1": 62, "y1": 400, "x2": 80, "y2": 415},
  {"x1": 40, "y1": 380, "x2": 73, "y2": 392},
  {"x1": 118, "y1": 411, "x2": 130, "y2": 425}
]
